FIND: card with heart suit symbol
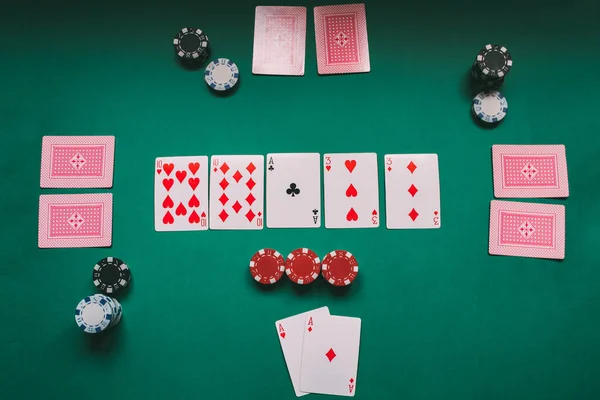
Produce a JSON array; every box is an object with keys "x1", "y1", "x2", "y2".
[
  {"x1": 275, "y1": 307, "x2": 329, "y2": 397},
  {"x1": 323, "y1": 153, "x2": 379, "y2": 228},
  {"x1": 154, "y1": 156, "x2": 208, "y2": 231}
]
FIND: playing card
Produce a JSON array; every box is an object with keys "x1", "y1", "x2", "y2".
[
  {"x1": 384, "y1": 154, "x2": 441, "y2": 229},
  {"x1": 313, "y1": 3, "x2": 370, "y2": 75},
  {"x1": 266, "y1": 153, "x2": 321, "y2": 228},
  {"x1": 209, "y1": 155, "x2": 264, "y2": 230},
  {"x1": 40, "y1": 136, "x2": 115, "y2": 188},
  {"x1": 252, "y1": 6, "x2": 307, "y2": 76},
  {"x1": 299, "y1": 314, "x2": 362, "y2": 397},
  {"x1": 38, "y1": 193, "x2": 113, "y2": 248},
  {"x1": 323, "y1": 153, "x2": 379, "y2": 228},
  {"x1": 275, "y1": 307, "x2": 330, "y2": 397},
  {"x1": 154, "y1": 156, "x2": 208, "y2": 232},
  {"x1": 492, "y1": 145, "x2": 569, "y2": 198},
  {"x1": 489, "y1": 200, "x2": 566, "y2": 260}
]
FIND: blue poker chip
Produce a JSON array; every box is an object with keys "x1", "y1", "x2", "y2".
[
  {"x1": 472, "y1": 91, "x2": 508, "y2": 124},
  {"x1": 204, "y1": 58, "x2": 239, "y2": 92},
  {"x1": 74, "y1": 296, "x2": 113, "y2": 333}
]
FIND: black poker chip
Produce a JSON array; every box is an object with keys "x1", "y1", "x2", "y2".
[
  {"x1": 471, "y1": 61, "x2": 504, "y2": 90},
  {"x1": 93, "y1": 257, "x2": 131, "y2": 294},
  {"x1": 173, "y1": 27, "x2": 210, "y2": 63},
  {"x1": 475, "y1": 44, "x2": 512, "y2": 79}
]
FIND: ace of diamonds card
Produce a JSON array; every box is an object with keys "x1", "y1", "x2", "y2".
[
  {"x1": 209, "y1": 155, "x2": 264, "y2": 230},
  {"x1": 154, "y1": 156, "x2": 208, "y2": 232},
  {"x1": 299, "y1": 313, "x2": 362, "y2": 397},
  {"x1": 323, "y1": 153, "x2": 379, "y2": 229}
]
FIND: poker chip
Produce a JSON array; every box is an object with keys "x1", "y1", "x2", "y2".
[
  {"x1": 173, "y1": 27, "x2": 210, "y2": 62},
  {"x1": 471, "y1": 61, "x2": 504, "y2": 89},
  {"x1": 92, "y1": 294, "x2": 122, "y2": 328},
  {"x1": 249, "y1": 248, "x2": 285, "y2": 284},
  {"x1": 75, "y1": 296, "x2": 114, "y2": 333},
  {"x1": 472, "y1": 91, "x2": 508, "y2": 124},
  {"x1": 321, "y1": 250, "x2": 359, "y2": 287},
  {"x1": 285, "y1": 248, "x2": 321, "y2": 285},
  {"x1": 93, "y1": 257, "x2": 131, "y2": 294},
  {"x1": 204, "y1": 58, "x2": 239, "y2": 92},
  {"x1": 476, "y1": 44, "x2": 512, "y2": 79}
]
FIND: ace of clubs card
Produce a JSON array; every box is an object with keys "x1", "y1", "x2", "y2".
[
  {"x1": 299, "y1": 314, "x2": 362, "y2": 397},
  {"x1": 323, "y1": 153, "x2": 379, "y2": 228},
  {"x1": 209, "y1": 155, "x2": 264, "y2": 230},
  {"x1": 384, "y1": 154, "x2": 441, "y2": 229},
  {"x1": 275, "y1": 307, "x2": 330, "y2": 396},
  {"x1": 266, "y1": 153, "x2": 321, "y2": 228},
  {"x1": 154, "y1": 156, "x2": 208, "y2": 231}
]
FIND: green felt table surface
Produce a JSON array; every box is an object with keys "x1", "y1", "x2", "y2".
[{"x1": 2, "y1": 0, "x2": 600, "y2": 399}]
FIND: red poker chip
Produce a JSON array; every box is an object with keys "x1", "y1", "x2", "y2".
[
  {"x1": 321, "y1": 250, "x2": 358, "y2": 286},
  {"x1": 285, "y1": 248, "x2": 321, "y2": 285},
  {"x1": 249, "y1": 248, "x2": 285, "y2": 284}
]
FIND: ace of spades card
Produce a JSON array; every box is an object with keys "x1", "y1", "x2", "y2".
[
  {"x1": 209, "y1": 155, "x2": 264, "y2": 230},
  {"x1": 154, "y1": 156, "x2": 208, "y2": 231},
  {"x1": 266, "y1": 153, "x2": 321, "y2": 228},
  {"x1": 323, "y1": 153, "x2": 379, "y2": 228}
]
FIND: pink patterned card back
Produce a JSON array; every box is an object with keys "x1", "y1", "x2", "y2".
[
  {"x1": 252, "y1": 6, "x2": 306, "y2": 76},
  {"x1": 40, "y1": 136, "x2": 115, "y2": 188},
  {"x1": 38, "y1": 194, "x2": 113, "y2": 248},
  {"x1": 492, "y1": 145, "x2": 569, "y2": 198},
  {"x1": 489, "y1": 200, "x2": 565, "y2": 260},
  {"x1": 314, "y1": 3, "x2": 370, "y2": 75}
]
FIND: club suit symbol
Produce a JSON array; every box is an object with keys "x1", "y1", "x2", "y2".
[{"x1": 286, "y1": 183, "x2": 300, "y2": 197}]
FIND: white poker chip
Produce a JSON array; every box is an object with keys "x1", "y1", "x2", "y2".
[
  {"x1": 472, "y1": 90, "x2": 508, "y2": 124},
  {"x1": 204, "y1": 58, "x2": 239, "y2": 92}
]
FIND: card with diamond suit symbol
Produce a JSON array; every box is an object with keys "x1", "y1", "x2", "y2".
[
  {"x1": 492, "y1": 144, "x2": 569, "y2": 198},
  {"x1": 154, "y1": 156, "x2": 208, "y2": 232},
  {"x1": 209, "y1": 155, "x2": 264, "y2": 230},
  {"x1": 299, "y1": 313, "x2": 361, "y2": 397},
  {"x1": 40, "y1": 136, "x2": 115, "y2": 188},
  {"x1": 384, "y1": 154, "x2": 441, "y2": 229}
]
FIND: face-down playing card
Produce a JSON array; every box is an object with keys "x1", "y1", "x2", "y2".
[
  {"x1": 38, "y1": 193, "x2": 113, "y2": 248},
  {"x1": 492, "y1": 144, "x2": 569, "y2": 198},
  {"x1": 489, "y1": 200, "x2": 565, "y2": 260},
  {"x1": 154, "y1": 156, "x2": 208, "y2": 231},
  {"x1": 314, "y1": 3, "x2": 370, "y2": 75},
  {"x1": 40, "y1": 135, "x2": 115, "y2": 188},
  {"x1": 253, "y1": 6, "x2": 307, "y2": 76},
  {"x1": 266, "y1": 153, "x2": 321, "y2": 228},
  {"x1": 210, "y1": 155, "x2": 264, "y2": 230}
]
